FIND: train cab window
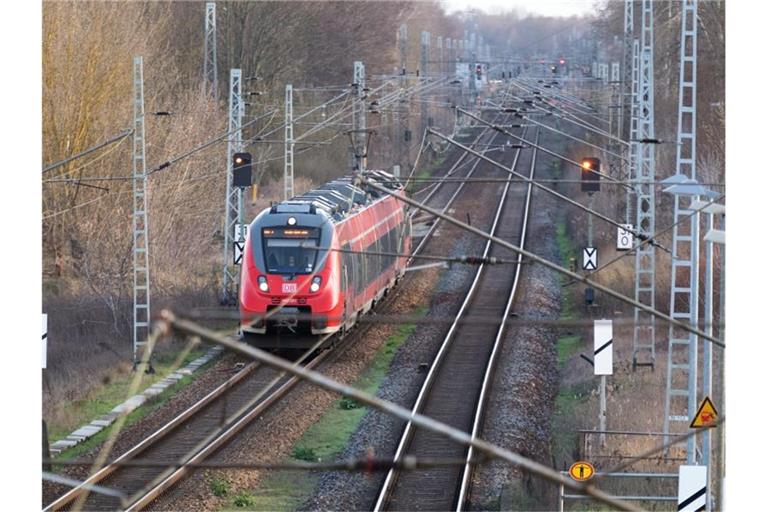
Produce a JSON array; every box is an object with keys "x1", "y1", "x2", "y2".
[{"x1": 263, "y1": 238, "x2": 319, "y2": 275}]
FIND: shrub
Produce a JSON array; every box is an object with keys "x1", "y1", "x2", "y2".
[
  {"x1": 232, "y1": 491, "x2": 256, "y2": 508},
  {"x1": 209, "y1": 477, "x2": 230, "y2": 497},
  {"x1": 291, "y1": 446, "x2": 318, "y2": 462},
  {"x1": 338, "y1": 396, "x2": 361, "y2": 410}
]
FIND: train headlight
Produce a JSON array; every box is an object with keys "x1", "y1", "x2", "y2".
[
  {"x1": 287, "y1": 216, "x2": 297, "y2": 226},
  {"x1": 310, "y1": 276, "x2": 322, "y2": 293},
  {"x1": 258, "y1": 276, "x2": 269, "y2": 292}
]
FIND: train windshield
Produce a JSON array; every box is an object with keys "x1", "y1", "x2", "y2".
[{"x1": 263, "y1": 238, "x2": 320, "y2": 275}]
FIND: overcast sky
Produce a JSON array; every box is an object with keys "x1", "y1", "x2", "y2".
[{"x1": 441, "y1": 0, "x2": 596, "y2": 17}]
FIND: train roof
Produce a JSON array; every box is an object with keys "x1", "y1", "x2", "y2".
[{"x1": 270, "y1": 170, "x2": 403, "y2": 222}]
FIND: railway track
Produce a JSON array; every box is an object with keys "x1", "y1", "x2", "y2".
[
  {"x1": 44, "y1": 334, "x2": 330, "y2": 511},
  {"x1": 44, "y1": 88, "x2": 522, "y2": 512},
  {"x1": 374, "y1": 126, "x2": 540, "y2": 512}
]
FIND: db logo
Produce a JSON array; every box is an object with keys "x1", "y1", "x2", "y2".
[{"x1": 282, "y1": 283, "x2": 297, "y2": 294}]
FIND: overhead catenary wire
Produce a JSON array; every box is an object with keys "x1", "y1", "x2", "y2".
[
  {"x1": 427, "y1": 126, "x2": 671, "y2": 254},
  {"x1": 44, "y1": 135, "x2": 132, "y2": 182},
  {"x1": 356, "y1": 174, "x2": 724, "y2": 349},
  {"x1": 184, "y1": 310, "x2": 726, "y2": 331},
  {"x1": 147, "y1": 108, "x2": 280, "y2": 176},
  {"x1": 366, "y1": 177, "x2": 725, "y2": 187},
  {"x1": 42, "y1": 128, "x2": 133, "y2": 174},
  {"x1": 457, "y1": 107, "x2": 627, "y2": 187},
  {"x1": 564, "y1": 193, "x2": 726, "y2": 285},
  {"x1": 44, "y1": 455, "x2": 484, "y2": 472}
]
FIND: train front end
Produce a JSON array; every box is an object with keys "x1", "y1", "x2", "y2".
[{"x1": 239, "y1": 202, "x2": 343, "y2": 340}]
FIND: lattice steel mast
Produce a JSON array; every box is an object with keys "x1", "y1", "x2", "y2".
[
  {"x1": 664, "y1": 0, "x2": 700, "y2": 464},
  {"x1": 622, "y1": 0, "x2": 633, "y2": 142},
  {"x1": 352, "y1": 61, "x2": 367, "y2": 171},
  {"x1": 132, "y1": 56, "x2": 151, "y2": 368},
  {"x1": 396, "y1": 24, "x2": 408, "y2": 169},
  {"x1": 632, "y1": 0, "x2": 656, "y2": 370},
  {"x1": 627, "y1": 39, "x2": 640, "y2": 228},
  {"x1": 203, "y1": 2, "x2": 217, "y2": 98},
  {"x1": 420, "y1": 31, "x2": 430, "y2": 134},
  {"x1": 284, "y1": 84, "x2": 294, "y2": 199},
  {"x1": 619, "y1": 0, "x2": 634, "y2": 224},
  {"x1": 221, "y1": 69, "x2": 243, "y2": 304}
]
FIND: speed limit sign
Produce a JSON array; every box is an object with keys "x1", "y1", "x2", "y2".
[{"x1": 617, "y1": 224, "x2": 633, "y2": 250}]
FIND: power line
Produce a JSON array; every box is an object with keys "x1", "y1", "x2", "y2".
[
  {"x1": 44, "y1": 136, "x2": 132, "y2": 182},
  {"x1": 356, "y1": 174, "x2": 724, "y2": 349},
  {"x1": 564, "y1": 194, "x2": 726, "y2": 286},
  {"x1": 42, "y1": 129, "x2": 133, "y2": 174},
  {"x1": 183, "y1": 310, "x2": 725, "y2": 331},
  {"x1": 427, "y1": 126, "x2": 671, "y2": 254},
  {"x1": 147, "y1": 108, "x2": 280, "y2": 176},
  {"x1": 45, "y1": 455, "x2": 481, "y2": 472}
]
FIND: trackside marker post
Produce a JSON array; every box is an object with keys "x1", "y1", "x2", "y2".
[
  {"x1": 677, "y1": 465, "x2": 707, "y2": 512},
  {"x1": 594, "y1": 320, "x2": 613, "y2": 445}
]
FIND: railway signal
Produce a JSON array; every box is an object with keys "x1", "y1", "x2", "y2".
[
  {"x1": 233, "y1": 152, "x2": 252, "y2": 188},
  {"x1": 580, "y1": 157, "x2": 601, "y2": 193}
]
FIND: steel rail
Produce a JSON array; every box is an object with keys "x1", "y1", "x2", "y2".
[
  {"x1": 43, "y1": 360, "x2": 261, "y2": 511},
  {"x1": 158, "y1": 312, "x2": 640, "y2": 512},
  {"x1": 46, "y1": 333, "x2": 331, "y2": 511},
  {"x1": 456, "y1": 129, "x2": 539, "y2": 510},
  {"x1": 409, "y1": 124, "x2": 510, "y2": 260},
  {"x1": 409, "y1": 82, "x2": 519, "y2": 202},
  {"x1": 373, "y1": 124, "x2": 531, "y2": 511},
  {"x1": 408, "y1": 89, "x2": 519, "y2": 259},
  {"x1": 125, "y1": 345, "x2": 333, "y2": 510}
]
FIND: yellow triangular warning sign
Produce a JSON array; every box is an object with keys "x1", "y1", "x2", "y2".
[{"x1": 690, "y1": 396, "x2": 718, "y2": 428}]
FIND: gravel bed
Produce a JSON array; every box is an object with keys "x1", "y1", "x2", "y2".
[
  {"x1": 299, "y1": 173, "x2": 506, "y2": 510},
  {"x1": 467, "y1": 191, "x2": 562, "y2": 510},
  {"x1": 42, "y1": 350, "x2": 246, "y2": 507}
]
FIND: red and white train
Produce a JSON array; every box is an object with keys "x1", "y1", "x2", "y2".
[{"x1": 239, "y1": 171, "x2": 411, "y2": 348}]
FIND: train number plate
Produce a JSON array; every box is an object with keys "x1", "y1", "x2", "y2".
[{"x1": 282, "y1": 283, "x2": 297, "y2": 293}]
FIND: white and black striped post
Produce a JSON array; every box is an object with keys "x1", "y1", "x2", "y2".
[
  {"x1": 677, "y1": 465, "x2": 707, "y2": 511},
  {"x1": 594, "y1": 319, "x2": 613, "y2": 446}
]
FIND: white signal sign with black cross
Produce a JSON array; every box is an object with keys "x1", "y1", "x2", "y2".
[
  {"x1": 593, "y1": 319, "x2": 613, "y2": 375},
  {"x1": 616, "y1": 224, "x2": 633, "y2": 250},
  {"x1": 677, "y1": 465, "x2": 707, "y2": 512},
  {"x1": 233, "y1": 241, "x2": 245, "y2": 265},
  {"x1": 582, "y1": 247, "x2": 598, "y2": 271}
]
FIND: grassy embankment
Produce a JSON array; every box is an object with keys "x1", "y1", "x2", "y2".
[
  {"x1": 548, "y1": 149, "x2": 595, "y2": 476},
  {"x1": 49, "y1": 346, "x2": 211, "y2": 463}
]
